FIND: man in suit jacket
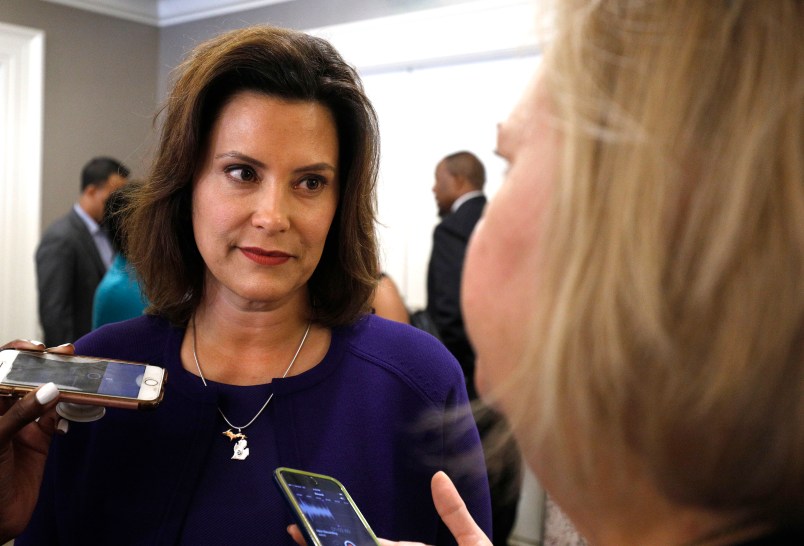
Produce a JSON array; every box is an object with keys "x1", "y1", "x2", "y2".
[
  {"x1": 36, "y1": 157, "x2": 129, "y2": 346},
  {"x1": 427, "y1": 151, "x2": 521, "y2": 546},
  {"x1": 426, "y1": 151, "x2": 487, "y2": 399}
]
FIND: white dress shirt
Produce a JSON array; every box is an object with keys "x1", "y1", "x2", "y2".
[{"x1": 73, "y1": 203, "x2": 114, "y2": 269}]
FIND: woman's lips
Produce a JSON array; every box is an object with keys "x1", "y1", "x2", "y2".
[{"x1": 240, "y1": 247, "x2": 292, "y2": 266}]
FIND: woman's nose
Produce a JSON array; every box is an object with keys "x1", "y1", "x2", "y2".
[{"x1": 251, "y1": 184, "x2": 290, "y2": 233}]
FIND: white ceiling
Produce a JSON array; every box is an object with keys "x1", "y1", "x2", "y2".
[{"x1": 42, "y1": 0, "x2": 295, "y2": 27}]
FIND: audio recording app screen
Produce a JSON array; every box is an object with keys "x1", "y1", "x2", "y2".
[{"x1": 286, "y1": 476, "x2": 376, "y2": 546}]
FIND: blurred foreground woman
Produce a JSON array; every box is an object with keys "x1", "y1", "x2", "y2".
[{"x1": 377, "y1": 1, "x2": 804, "y2": 545}]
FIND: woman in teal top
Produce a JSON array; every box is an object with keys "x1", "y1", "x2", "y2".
[{"x1": 92, "y1": 185, "x2": 148, "y2": 328}]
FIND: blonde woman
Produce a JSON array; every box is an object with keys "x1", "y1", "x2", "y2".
[{"x1": 360, "y1": 1, "x2": 803, "y2": 545}]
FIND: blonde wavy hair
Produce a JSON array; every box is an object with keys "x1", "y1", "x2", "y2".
[{"x1": 506, "y1": 0, "x2": 804, "y2": 527}]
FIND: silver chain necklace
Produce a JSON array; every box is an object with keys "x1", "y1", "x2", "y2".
[{"x1": 191, "y1": 315, "x2": 312, "y2": 461}]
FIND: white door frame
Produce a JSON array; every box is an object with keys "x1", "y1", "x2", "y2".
[{"x1": 0, "y1": 22, "x2": 44, "y2": 341}]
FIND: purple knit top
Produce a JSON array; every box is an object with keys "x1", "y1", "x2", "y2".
[{"x1": 18, "y1": 314, "x2": 492, "y2": 545}]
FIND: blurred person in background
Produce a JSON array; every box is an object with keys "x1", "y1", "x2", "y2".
[
  {"x1": 36, "y1": 156, "x2": 129, "y2": 346},
  {"x1": 92, "y1": 182, "x2": 148, "y2": 329},
  {"x1": 427, "y1": 150, "x2": 521, "y2": 545},
  {"x1": 426, "y1": 151, "x2": 486, "y2": 400},
  {"x1": 372, "y1": 272, "x2": 411, "y2": 324}
]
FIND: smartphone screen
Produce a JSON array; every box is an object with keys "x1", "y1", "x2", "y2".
[
  {"x1": 275, "y1": 468, "x2": 379, "y2": 546},
  {"x1": 3, "y1": 351, "x2": 147, "y2": 398}
]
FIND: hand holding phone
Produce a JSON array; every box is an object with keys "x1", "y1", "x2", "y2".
[
  {"x1": 285, "y1": 471, "x2": 492, "y2": 546},
  {"x1": 0, "y1": 339, "x2": 68, "y2": 542},
  {"x1": 0, "y1": 348, "x2": 166, "y2": 410},
  {"x1": 274, "y1": 467, "x2": 380, "y2": 546}
]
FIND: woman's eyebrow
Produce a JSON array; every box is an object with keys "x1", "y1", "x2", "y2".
[
  {"x1": 214, "y1": 153, "x2": 336, "y2": 174},
  {"x1": 292, "y1": 162, "x2": 336, "y2": 174},
  {"x1": 214, "y1": 151, "x2": 266, "y2": 169}
]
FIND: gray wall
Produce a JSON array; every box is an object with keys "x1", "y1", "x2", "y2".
[{"x1": 0, "y1": 0, "x2": 159, "y2": 230}]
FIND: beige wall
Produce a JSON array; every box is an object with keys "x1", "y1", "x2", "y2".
[
  {"x1": 0, "y1": 0, "x2": 158, "y2": 231},
  {"x1": 0, "y1": 0, "x2": 477, "y2": 231},
  {"x1": 157, "y1": 0, "x2": 476, "y2": 107}
]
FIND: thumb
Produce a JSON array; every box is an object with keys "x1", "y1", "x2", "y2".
[
  {"x1": 286, "y1": 524, "x2": 307, "y2": 545},
  {"x1": 430, "y1": 471, "x2": 491, "y2": 546}
]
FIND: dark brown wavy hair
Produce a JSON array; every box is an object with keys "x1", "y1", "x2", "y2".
[{"x1": 125, "y1": 25, "x2": 380, "y2": 327}]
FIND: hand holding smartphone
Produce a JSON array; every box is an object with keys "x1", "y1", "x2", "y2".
[
  {"x1": 274, "y1": 467, "x2": 380, "y2": 546},
  {"x1": 0, "y1": 349, "x2": 166, "y2": 410}
]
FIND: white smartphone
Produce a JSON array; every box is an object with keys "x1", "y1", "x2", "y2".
[
  {"x1": 274, "y1": 467, "x2": 380, "y2": 546},
  {"x1": 0, "y1": 349, "x2": 166, "y2": 410}
]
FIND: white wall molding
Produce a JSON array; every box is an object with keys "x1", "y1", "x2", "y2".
[
  {"x1": 0, "y1": 22, "x2": 44, "y2": 340},
  {"x1": 158, "y1": 0, "x2": 293, "y2": 27},
  {"x1": 307, "y1": 0, "x2": 541, "y2": 74},
  {"x1": 43, "y1": 0, "x2": 156, "y2": 25},
  {"x1": 42, "y1": 0, "x2": 294, "y2": 27}
]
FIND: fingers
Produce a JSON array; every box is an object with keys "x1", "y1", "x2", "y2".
[
  {"x1": 0, "y1": 383, "x2": 60, "y2": 443},
  {"x1": 0, "y1": 339, "x2": 76, "y2": 355},
  {"x1": 286, "y1": 524, "x2": 307, "y2": 545},
  {"x1": 287, "y1": 523, "x2": 416, "y2": 546},
  {"x1": 46, "y1": 343, "x2": 75, "y2": 355},
  {"x1": 56, "y1": 418, "x2": 69, "y2": 435},
  {"x1": 430, "y1": 471, "x2": 491, "y2": 546},
  {"x1": 288, "y1": 472, "x2": 490, "y2": 546},
  {"x1": 34, "y1": 383, "x2": 59, "y2": 406},
  {"x1": 1, "y1": 339, "x2": 46, "y2": 351}
]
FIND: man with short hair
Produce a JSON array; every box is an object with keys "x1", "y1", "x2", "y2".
[
  {"x1": 427, "y1": 151, "x2": 521, "y2": 546},
  {"x1": 427, "y1": 150, "x2": 487, "y2": 398},
  {"x1": 36, "y1": 157, "x2": 129, "y2": 346}
]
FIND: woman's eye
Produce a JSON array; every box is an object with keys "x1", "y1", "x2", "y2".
[
  {"x1": 225, "y1": 165, "x2": 257, "y2": 182},
  {"x1": 298, "y1": 176, "x2": 325, "y2": 191}
]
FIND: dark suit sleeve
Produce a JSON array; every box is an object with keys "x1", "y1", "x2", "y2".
[
  {"x1": 36, "y1": 230, "x2": 77, "y2": 346},
  {"x1": 427, "y1": 223, "x2": 470, "y2": 351},
  {"x1": 426, "y1": 197, "x2": 485, "y2": 396}
]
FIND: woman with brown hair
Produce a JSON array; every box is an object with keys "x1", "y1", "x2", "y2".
[{"x1": 1, "y1": 26, "x2": 491, "y2": 544}]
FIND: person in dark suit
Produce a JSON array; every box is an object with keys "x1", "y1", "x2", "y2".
[
  {"x1": 427, "y1": 151, "x2": 520, "y2": 546},
  {"x1": 35, "y1": 157, "x2": 129, "y2": 346},
  {"x1": 426, "y1": 150, "x2": 487, "y2": 398}
]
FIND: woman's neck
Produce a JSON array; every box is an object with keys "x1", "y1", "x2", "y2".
[
  {"x1": 183, "y1": 295, "x2": 326, "y2": 386},
  {"x1": 587, "y1": 502, "x2": 770, "y2": 546},
  {"x1": 541, "y1": 454, "x2": 770, "y2": 546}
]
